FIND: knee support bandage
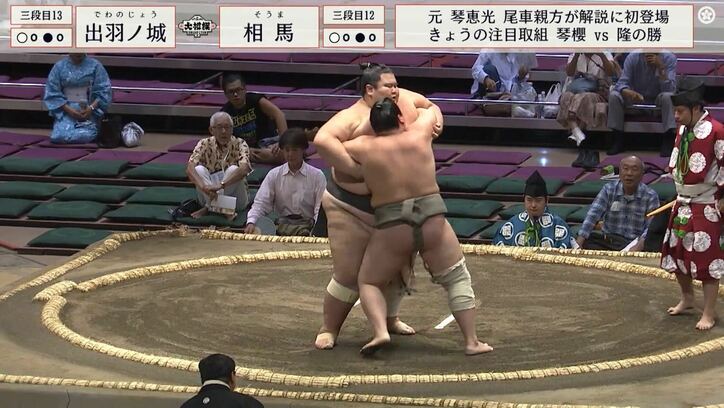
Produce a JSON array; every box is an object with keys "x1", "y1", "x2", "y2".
[
  {"x1": 431, "y1": 258, "x2": 476, "y2": 312},
  {"x1": 326, "y1": 278, "x2": 359, "y2": 304}
]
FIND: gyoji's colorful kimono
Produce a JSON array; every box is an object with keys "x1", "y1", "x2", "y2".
[
  {"x1": 43, "y1": 56, "x2": 111, "y2": 144},
  {"x1": 660, "y1": 112, "x2": 724, "y2": 281},
  {"x1": 493, "y1": 209, "x2": 574, "y2": 248}
]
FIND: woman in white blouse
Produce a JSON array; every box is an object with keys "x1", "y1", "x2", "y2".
[{"x1": 557, "y1": 52, "x2": 619, "y2": 167}]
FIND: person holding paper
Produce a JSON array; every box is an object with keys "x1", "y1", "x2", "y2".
[
  {"x1": 186, "y1": 112, "x2": 252, "y2": 220},
  {"x1": 576, "y1": 156, "x2": 660, "y2": 251}
]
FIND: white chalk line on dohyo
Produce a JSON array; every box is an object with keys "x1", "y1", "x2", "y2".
[
  {"x1": 32, "y1": 236, "x2": 724, "y2": 388},
  {"x1": 434, "y1": 315, "x2": 456, "y2": 330}
]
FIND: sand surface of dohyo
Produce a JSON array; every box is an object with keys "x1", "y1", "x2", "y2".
[{"x1": 0, "y1": 233, "x2": 723, "y2": 407}]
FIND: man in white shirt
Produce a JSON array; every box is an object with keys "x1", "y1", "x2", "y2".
[
  {"x1": 244, "y1": 128, "x2": 327, "y2": 236},
  {"x1": 470, "y1": 52, "x2": 538, "y2": 96}
]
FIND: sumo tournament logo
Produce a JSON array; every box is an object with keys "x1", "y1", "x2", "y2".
[{"x1": 178, "y1": 15, "x2": 217, "y2": 38}]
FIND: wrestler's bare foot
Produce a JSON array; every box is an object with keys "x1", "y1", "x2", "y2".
[
  {"x1": 387, "y1": 317, "x2": 415, "y2": 335},
  {"x1": 314, "y1": 331, "x2": 337, "y2": 350},
  {"x1": 190, "y1": 207, "x2": 208, "y2": 219},
  {"x1": 668, "y1": 298, "x2": 695, "y2": 315},
  {"x1": 360, "y1": 334, "x2": 391, "y2": 356},
  {"x1": 465, "y1": 341, "x2": 494, "y2": 356},
  {"x1": 225, "y1": 212, "x2": 236, "y2": 221},
  {"x1": 696, "y1": 313, "x2": 718, "y2": 331}
]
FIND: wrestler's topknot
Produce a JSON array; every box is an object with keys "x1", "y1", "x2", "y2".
[{"x1": 370, "y1": 97, "x2": 402, "y2": 134}]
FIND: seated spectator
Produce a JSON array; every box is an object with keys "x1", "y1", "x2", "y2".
[
  {"x1": 576, "y1": 156, "x2": 660, "y2": 251},
  {"x1": 558, "y1": 53, "x2": 618, "y2": 169},
  {"x1": 494, "y1": 171, "x2": 575, "y2": 248},
  {"x1": 244, "y1": 128, "x2": 326, "y2": 236},
  {"x1": 187, "y1": 112, "x2": 251, "y2": 220},
  {"x1": 180, "y1": 353, "x2": 263, "y2": 408},
  {"x1": 607, "y1": 51, "x2": 677, "y2": 156},
  {"x1": 612, "y1": 53, "x2": 628, "y2": 82},
  {"x1": 221, "y1": 73, "x2": 287, "y2": 165},
  {"x1": 470, "y1": 52, "x2": 537, "y2": 116},
  {"x1": 43, "y1": 53, "x2": 111, "y2": 144}
]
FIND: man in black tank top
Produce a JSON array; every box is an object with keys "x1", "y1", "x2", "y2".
[{"x1": 220, "y1": 73, "x2": 288, "y2": 165}]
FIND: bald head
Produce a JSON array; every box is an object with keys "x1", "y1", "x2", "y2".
[
  {"x1": 619, "y1": 155, "x2": 644, "y2": 193},
  {"x1": 619, "y1": 155, "x2": 644, "y2": 171}
]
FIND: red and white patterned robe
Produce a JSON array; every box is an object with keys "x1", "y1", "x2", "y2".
[{"x1": 660, "y1": 112, "x2": 724, "y2": 281}]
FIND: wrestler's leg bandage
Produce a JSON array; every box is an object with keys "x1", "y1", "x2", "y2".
[
  {"x1": 326, "y1": 278, "x2": 359, "y2": 304},
  {"x1": 327, "y1": 270, "x2": 405, "y2": 315},
  {"x1": 430, "y1": 258, "x2": 476, "y2": 312}
]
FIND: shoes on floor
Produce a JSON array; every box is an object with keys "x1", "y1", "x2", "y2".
[
  {"x1": 581, "y1": 150, "x2": 600, "y2": 170},
  {"x1": 572, "y1": 149, "x2": 586, "y2": 167}
]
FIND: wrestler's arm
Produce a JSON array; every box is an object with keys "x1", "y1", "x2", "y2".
[
  {"x1": 414, "y1": 106, "x2": 441, "y2": 140},
  {"x1": 341, "y1": 136, "x2": 368, "y2": 165},
  {"x1": 402, "y1": 89, "x2": 444, "y2": 135},
  {"x1": 313, "y1": 112, "x2": 363, "y2": 178}
]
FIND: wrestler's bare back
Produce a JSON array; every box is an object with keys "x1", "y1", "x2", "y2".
[
  {"x1": 348, "y1": 108, "x2": 493, "y2": 356},
  {"x1": 343, "y1": 110, "x2": 439, "y2": 208},
  {"x1": 325, "y1": 89, "x2": 425, "y2": 195},
  {"x1": 345, "y1": 107, "x2": 464, "y2": 272}
]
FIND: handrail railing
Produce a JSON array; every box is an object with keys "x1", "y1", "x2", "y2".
[{"x1": 4, "y1": 82, "x2": 723, "y2": 112}]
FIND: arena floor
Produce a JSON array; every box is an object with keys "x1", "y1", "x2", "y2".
[{"x1": 0, "y1": 230, "x2": 723, "y2": 408}]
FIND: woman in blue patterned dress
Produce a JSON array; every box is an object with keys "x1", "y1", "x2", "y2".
[{"x1": 43, "y1": 53, "x2": 111, "y2": 144}]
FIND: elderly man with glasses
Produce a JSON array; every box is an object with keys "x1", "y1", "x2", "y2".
[{"x1": 186, "y1": 111, "x2": 252, "y2": 220}]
